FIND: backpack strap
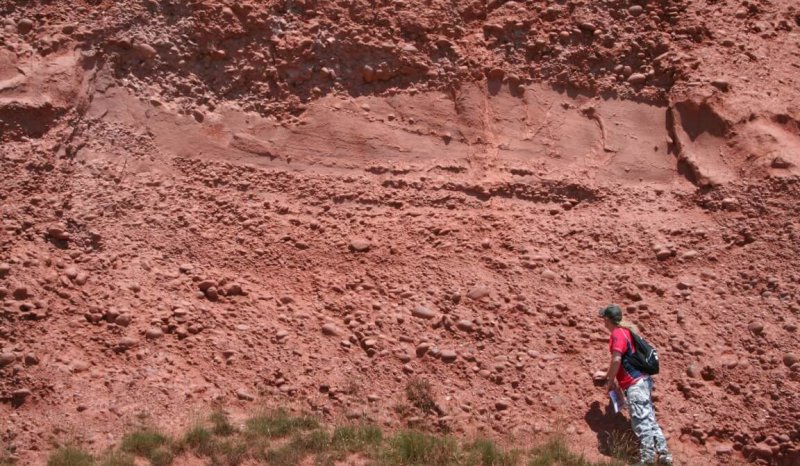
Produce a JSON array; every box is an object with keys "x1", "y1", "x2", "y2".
[{"x1": 620, "y1": 329, "x2": 635, "y2": 355}]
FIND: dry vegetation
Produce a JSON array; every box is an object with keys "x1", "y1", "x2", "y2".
[{"x1": 42, "y1": 409, "x2": 628, "y2": 466}]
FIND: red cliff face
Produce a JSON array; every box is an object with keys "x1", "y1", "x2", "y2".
[{"x1": 1, "y1": 1, "x2": 799, "y2": 464}]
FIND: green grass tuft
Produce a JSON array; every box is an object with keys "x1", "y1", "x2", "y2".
[
  {"x1": 528, "y1": 437, "x2": 584, "y2": 466},
  {"x1": 261, "y1": 445, "x2": 305, "y2": 466},
  {"x1": 385, "y1": 430, "x2": 459, "y2": 466},
  {"x1": 331, "y1": 424, "x2": 383, "y2": 452},
  {"x1": 46, "y1": 446, "x2": 94, "y2": 466},
  {"x1": 120, "y1": 429, "x2": 169, "y2": 456},
  {"x1": 528, "y1": 437, "x2": 623, "y2": 466},
  {"x1": 146, "y1": 449, "x2": 173, "y2": 466},
  {"x1": 405, "y1": 378, "x2": 437, "y2": 414},
  {"x1": 181, "y1": 423, "x2": 250, "y2": 466},
  {"x1": 606, "y1": 430, "x2": 638, "y2": 463},
  {"x1": 259, "y1": 430, "x2": 331, "y2": 466},
  {"x1": 467, "y1": 438, "x2": 520, "y2": 466},
  {"x1": 120, "y1": 429, "x2": 172, "y2": 466},
  {"x1": 245, "y1": 409, "x2": 319, "y2": 438},
  {"x1": 210, "y1": 439, "x2": 248, "y2": 466},
  {"x1": 210, "y1": 411, "x2": 236, "y2": 437},
  {"x1": 182, "y1": 426, "x2": 216, "y2": 457},
  {"x1": 290, "y1": 430, "x2": 331, "y2": 453}
]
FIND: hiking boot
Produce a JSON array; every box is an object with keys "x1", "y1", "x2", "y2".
[{"x1": 657, "y1": 456, "x2": 673, "y2": 465}]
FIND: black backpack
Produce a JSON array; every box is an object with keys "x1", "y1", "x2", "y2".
[{"x1": 623, "y1": 330, "x2": 660, "y2": 375}]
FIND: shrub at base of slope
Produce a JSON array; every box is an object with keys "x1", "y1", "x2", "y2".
[{"x1": 43, "y1": 409, "x2": 624, "y2": 466}]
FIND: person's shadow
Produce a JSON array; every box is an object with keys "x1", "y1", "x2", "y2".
[{"x1": 584, "y1": 400, "x2": 637, "y2": 457}]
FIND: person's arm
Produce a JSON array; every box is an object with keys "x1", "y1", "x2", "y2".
[{"x1": 605, "y1": 351, "x2": 623, "y2": 391}]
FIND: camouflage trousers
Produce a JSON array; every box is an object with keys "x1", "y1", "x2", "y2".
[{"x1": 626, "y1": 377, "x2": 672, "y2": 464}]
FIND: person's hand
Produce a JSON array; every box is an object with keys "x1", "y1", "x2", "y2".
[{"x1": 605, "y1": 378, "x2": 616, "y2": 392}]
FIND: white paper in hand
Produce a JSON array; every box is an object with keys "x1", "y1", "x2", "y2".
[{"x1": 609, "y1": 391, "x2": 621, "y2": 413}]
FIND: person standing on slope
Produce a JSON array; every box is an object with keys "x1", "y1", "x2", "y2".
[{"x1": 599, "y1": 304, "x2": 673, "y2": 465}]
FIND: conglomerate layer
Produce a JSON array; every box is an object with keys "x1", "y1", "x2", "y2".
[{"x1": 1, "y1": 1, "x2": 800, "y2": 465}]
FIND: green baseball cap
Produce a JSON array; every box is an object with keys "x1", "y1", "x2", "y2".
[{"x1": 598, "y1": 304, "x2": 622, "y2": 323}]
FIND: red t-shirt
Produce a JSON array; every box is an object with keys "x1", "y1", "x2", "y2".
[{"x1": 609, "y1": 327, "x2": 644, "y2": 390}]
